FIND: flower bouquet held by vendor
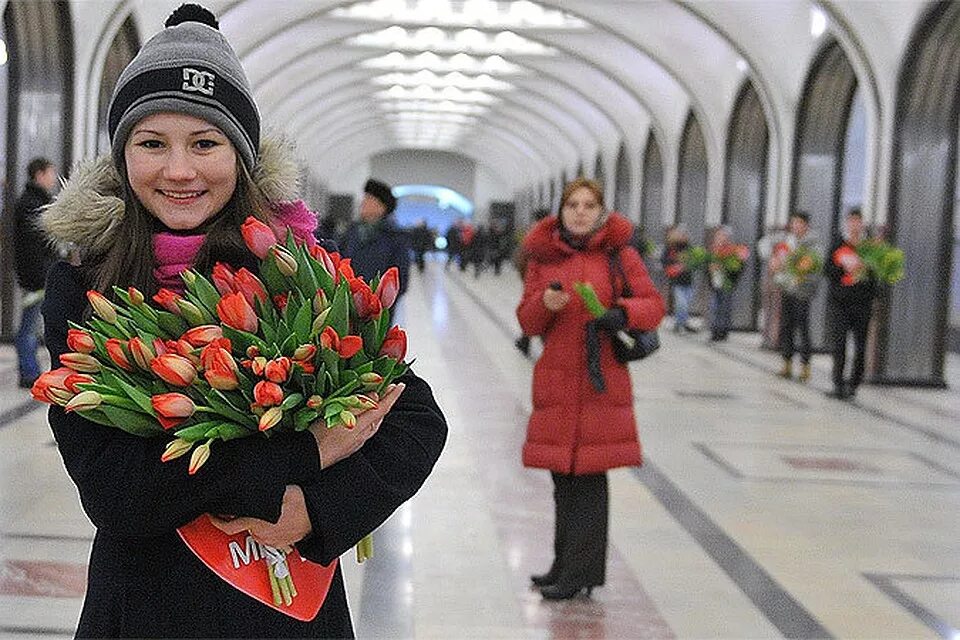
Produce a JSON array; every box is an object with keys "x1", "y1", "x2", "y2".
[{"x1": 34, "y1": 4, "x2": 446, "y2": 637}]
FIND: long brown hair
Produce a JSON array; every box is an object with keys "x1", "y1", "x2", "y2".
[{"x1": 85, "y1": 157, "x2": 271, "y2": 296}]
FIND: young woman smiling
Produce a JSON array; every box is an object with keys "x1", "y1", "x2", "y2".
[{"x1": 39, "y1": 5, "x2": 446, "y2": 637}]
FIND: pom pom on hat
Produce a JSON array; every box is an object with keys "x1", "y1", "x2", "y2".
[
  {"x1": 165, "y1": 4, "x2": 220, "y2": 29},
  {"x1": 108, "y1": 3, "x2": 260, "y2": 171}
]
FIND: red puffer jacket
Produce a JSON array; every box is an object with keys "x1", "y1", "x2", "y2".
[{"x1": 517, "y1": 213, "x2": 664, "y2": 474}]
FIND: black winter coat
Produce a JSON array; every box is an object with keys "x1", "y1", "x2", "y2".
[
  {"x1": 340, "y1": 219, "x2": 411, "y2": 298},
  {"x1": 13, "y1": 182, "x2": 56, "y2": 291},
  {"x1": 825, "y1": 238, "x2": 877, "y2": 306},
  {"x1": 43, "y1": 261, "x2": 447, "y2": 638}
]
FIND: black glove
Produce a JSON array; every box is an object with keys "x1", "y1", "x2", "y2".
[
  {"x1": 595, "y1": 307, "x2": 627, "y2": 332},
  {"x1": 585, "y1": 321, "x2": 605, "y2": 392}
]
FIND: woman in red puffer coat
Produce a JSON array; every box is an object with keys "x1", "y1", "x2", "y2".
[{"x1": 517, "y1": 177, "x2": 664, "y2": 601}]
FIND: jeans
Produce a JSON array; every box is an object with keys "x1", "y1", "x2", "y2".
[
  {"x1": 15, "y1": 294, "x2": 43, "y2": 382},
  {"x1": 673, "y1": 284, "x2": 693, "y2": 327}
]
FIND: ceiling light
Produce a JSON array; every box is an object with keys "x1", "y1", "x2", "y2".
[
  {"x1": 361, "y1": 51, "x2": 524, "y2": 75},
  {"x1": 330, "y1": 0, "x2": 587, "y2": 29},
  {"x1": 349, "y1": 26, "x2": 553, "y2": 55}
]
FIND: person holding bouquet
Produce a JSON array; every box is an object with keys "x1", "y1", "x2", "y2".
[
  {"x1": 770, "y1": 211, "x2": 821, "y2": 382},
  {"x1": 661, "y1": 224, "x2": 697, "y2": 333},
  {"x1": 825, "y1": 208, "x2": 877, "y2": 399},
  {"x1": 706, "y1": 225, "x2": 749, "y2": 342},
  {"x1": 38, "y1": 5, "x2": 446, "y2": 637},
  {"x1": 517, "y1": 178, "x2": 664, "y2": 601}
]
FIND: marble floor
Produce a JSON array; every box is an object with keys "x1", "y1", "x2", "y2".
[{"x1": 1, "y1": 261, "x2": 959, "y2": 639}]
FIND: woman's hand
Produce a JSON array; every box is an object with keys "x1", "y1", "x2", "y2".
[
  {"x1": 209, "y1": 485, "x2": 311, "y2": 550},
  {"x1": 543, "y1": 288, "x2": 570, "y2": 312},
  {"x1": 309, "y1": 383, "x2": 406, "y2": 469}
]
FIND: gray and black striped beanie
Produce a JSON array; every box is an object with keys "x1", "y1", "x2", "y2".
[{"x1": 107, "y1": 4, "x2": 260, "y2": 171}]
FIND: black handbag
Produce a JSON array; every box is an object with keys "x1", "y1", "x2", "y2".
[{"x1": 608, "y1": 251, "x2": 660, "y2": 362}]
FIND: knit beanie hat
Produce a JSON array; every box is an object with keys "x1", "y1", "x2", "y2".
[
  {"x1": 364, "y1": 179, "x2": 397, "y2": 214},
  {"x1": 107, "y1": 4, "x2": 260, "y2": 172}
]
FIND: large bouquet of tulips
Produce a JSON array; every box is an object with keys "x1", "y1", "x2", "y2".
[
  {"x1": 32, "y1": 215, "x2": 408, "y2": 613},
  {"x1": 772, "y1": 242, "x2": 823, "y2": 292},
  {"x1": 831, "y1": 240, "x2": 904, "y2": 286},
  {"x1": 708, "y1": 244, "x2": 750, "y2": 290}
]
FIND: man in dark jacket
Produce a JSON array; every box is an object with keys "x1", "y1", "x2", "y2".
[
  {"x1": 12, "y1": 157, "x2": 58, "y2": 387},
  {"x1": 340, "y1": 178, "x2": 411, "y2": 301},
  {"x1": 825, "y1": 208, "x2": 876, "y2": 399}
]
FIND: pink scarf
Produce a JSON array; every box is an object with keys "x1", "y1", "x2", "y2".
[{"x1": 152, "y1": 200, "x2": 318, "y2": 293}]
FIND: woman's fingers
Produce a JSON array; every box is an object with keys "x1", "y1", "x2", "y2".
[{"x1": 209, "y1": 514, "x2": 258, "y2": 536}]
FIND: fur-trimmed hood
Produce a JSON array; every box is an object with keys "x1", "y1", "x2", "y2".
[{"x1": 42, "y1": 134, "x2": 301, "y2": 254}]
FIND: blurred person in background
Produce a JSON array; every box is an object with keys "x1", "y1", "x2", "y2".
[
  {"x1": 340, "y1": 178, "x2": 411, "y2": 302},
  {"x1": 12, "y1": 156, "x2": 59, "y2": 388}
]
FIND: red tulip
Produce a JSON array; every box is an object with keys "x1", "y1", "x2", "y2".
[
  {"x1": 376, "y1": 267, "x2": 400, "y2": 309},
  {"x1": 202, "y1": 346, "x2": 240, "y2": 391},
  {"x1": 30, "y1": 367, "x2": 75, "y2": 405},
  {"x1": 264, "y1": 357, "x2": 291, "y2": 383},
  {"x1": 105, "y1": 338, "x2": 136, "y2": 371},
  {"x1": 153, "y1": 288, "x2": 183, "y2": 315},
  {"x1": 211, "y1": 262, "x2": 237, "y2": 296},
  {"x1": 320, "y1": 326, "x2": 340, "y2": 351},
  {"x1": 235, "y1": 268, "x2": 269, "y2": 308},
  {"x1": 273, "y1": 293, "x2": 288, "y2": 312},
  {"x1": 175, "y1": 339, "x2": 202, "y2": 368},
  {"x1": 338, "y1": 335, "x2": 363, "y2": 359},
  {"x1": 183, "y1": 325, "x2": 223, "y2": 348},
  {"x1": 151, "y1": 354, "x2": 197, "y2": 386},
  {"x1": 128, "y1": 337, "x2": 156, "y2": 370},
  {"x1": 254, "y1": 380, "x2": 284, "y2": 407},
  {"x1": 67, "y1": 329, "x2": 96, "y2": 354},
  {"x1": 338, "y1": 258, "x2": 355, "y2": 281},
  {"x1": 250, "y1": 356, "x2": 268, "y2": 377},
  {"x1": 152, "y1": 338, "x2": 171, "y2": 356},
  {"x1": 151, "y1": 393, "x2": 196, "y2": 430},
  {"x1": 379, "y1": 326, "x2": 407, "y2": 361},
  {"x1": 241, "y1": 216, "x2": 276, "y2": 259},
  {"x1": 351, "y1": 278, "x2": 382, "y2": 320},
  {"x1": 64, "y1": 373, "x2": 95, "y2": 394},
  {"x1": 293, "y1": 344, "x2": 316, "y2": 361},
  {"x1": 216, "y1": 292, "x2": 258, "y2": 333},
  {"x1": 60, "y1": 352, "x2": 101, "y2": 373}
]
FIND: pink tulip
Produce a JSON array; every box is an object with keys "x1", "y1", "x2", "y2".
[
  {"x1": 241, "y1": 216, "x2": 276, "y2": 259},
  {"x1": 211, "y1": 262, "x2": 237, "y2": 296},
  {"x1": 376, "y1": 267, "x2": 400, "y2": 309}
]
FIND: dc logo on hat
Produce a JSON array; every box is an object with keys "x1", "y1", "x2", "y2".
[{"x1": 182, "y1": 68, "x2": 215, "y2": 96}]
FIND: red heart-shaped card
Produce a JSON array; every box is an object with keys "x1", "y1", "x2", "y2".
[{"x1": 177, "y1": 515, "x2": 337, "y2": 621}]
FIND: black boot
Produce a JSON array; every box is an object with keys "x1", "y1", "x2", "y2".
[
  {"x1": 530, "y1": 570, "x2": 557, "y2": 587},
  {"x1": 540, "y1": 584, "x2": 594, "y2": 600}
]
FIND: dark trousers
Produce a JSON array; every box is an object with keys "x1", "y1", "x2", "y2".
[
  {"x1": 829, "y1": 300, "x2": 872, "y2": 390},
  {"x1": 547, "y1": 472, "x2": 608, "y2": 588},
  {"x1": 711, "y1": 289, "x2": 733, "y2": 339},
  {"x1": 779, "y1": 294, "x2": 812, "y2": 364}
]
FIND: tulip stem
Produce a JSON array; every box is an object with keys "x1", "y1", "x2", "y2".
[{"x1": 268, "y1": 563, "x2": 282, "y2": 606}]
